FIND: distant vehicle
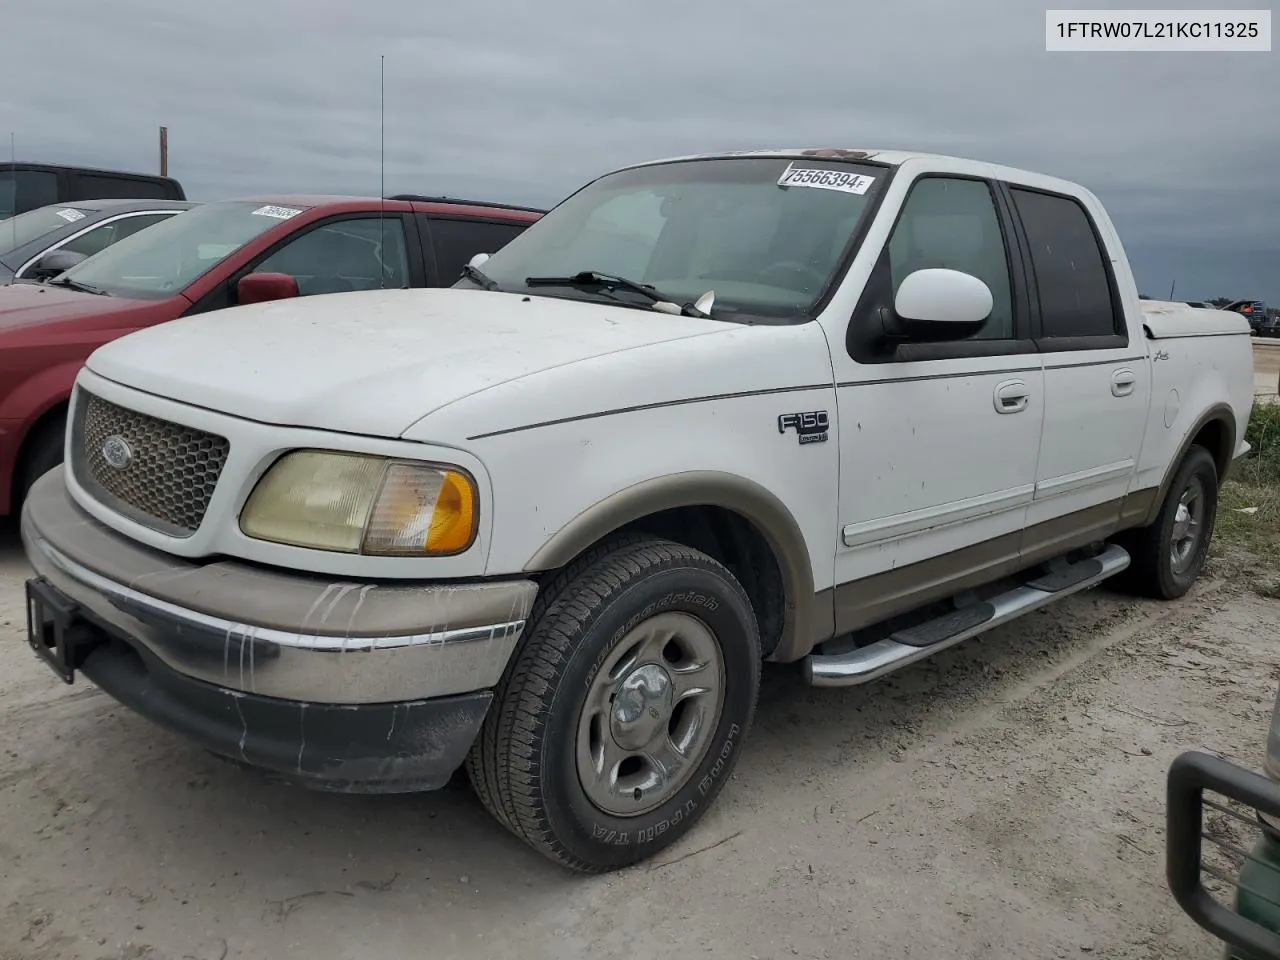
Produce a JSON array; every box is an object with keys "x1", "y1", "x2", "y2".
[
  {"x1": 0, "y1": 194, "x2": 542, "y2": 515},
  {"x1": 1, "y1": 162, "x2": 186, "y2": 219},
  {"x1": 0, "y1": 199, "x2": 195, "y2": 284},
  {"x1": 1224, "y1": 299, "x2": 1271, "y2": 335}
]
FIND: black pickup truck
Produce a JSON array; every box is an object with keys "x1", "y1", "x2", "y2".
[{"x1": 1, "y1": 162, "x2": 185, "y2": 219}]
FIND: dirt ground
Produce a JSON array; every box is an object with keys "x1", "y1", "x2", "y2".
[{"x1": 2, "y1": 519, "x2": 1279, "y2": 960}]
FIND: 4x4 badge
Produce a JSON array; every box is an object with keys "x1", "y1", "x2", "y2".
[{"x1": 778, "y1": 411, "x2": 829, "y2": 445}]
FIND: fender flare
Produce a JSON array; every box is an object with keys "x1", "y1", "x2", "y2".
[
  {"x1": 1141, "y1": 403, "x2": 1237, "y2": 527},
  {"x1": 524, "y1": 470, "x2": 830, "y2": 661},
  {"x1": 0, "y1": 360, "x2": 82, "y2": 514}
]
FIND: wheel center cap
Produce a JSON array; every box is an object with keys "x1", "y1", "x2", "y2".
[
  {"x1": 610, "y1": 663, "x2": 674, "y2": 752},
  {"x1": 1172, "y1": 503, "x2": 1192, "y2": 540}
]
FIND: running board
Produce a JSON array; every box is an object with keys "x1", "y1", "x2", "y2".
[{"x1": 803, "y1": 544, "x2": 1130, "y2": 687}]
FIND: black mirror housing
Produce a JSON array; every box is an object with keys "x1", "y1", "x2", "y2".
[{"x1": 28, "y1": 249, "x2": 88, "y2": 281}]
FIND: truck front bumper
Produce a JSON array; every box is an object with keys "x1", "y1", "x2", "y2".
[
  {"x1": 1167, "y1": 751, "x2": 1280, "y2": 960},
  {"x1": 19, "y1": 470, "x2": 538, "y2": 793}
]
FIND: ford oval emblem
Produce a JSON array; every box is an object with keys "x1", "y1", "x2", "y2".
[{"x1": 101, "y1": 435, "x2": 132, "y2": 470}]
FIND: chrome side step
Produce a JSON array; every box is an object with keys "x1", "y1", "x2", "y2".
[{"x1": 803, "y1": 543, "x2": 1130, "y2": 687}]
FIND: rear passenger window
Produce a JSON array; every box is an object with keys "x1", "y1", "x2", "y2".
[
  {"x1": 429, "y1": 218, "x2": 527, "y2": 285},
  {"x1": 74, "y1": 174, "x2": 168, "y2": 200},
  {"x1": 1010, "y1": 188, "x2": 1118, "y2": 340}
]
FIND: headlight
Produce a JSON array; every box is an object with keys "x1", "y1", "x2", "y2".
[{"x1": 239, "y1": 450, "x2": 478, "y2": 556}]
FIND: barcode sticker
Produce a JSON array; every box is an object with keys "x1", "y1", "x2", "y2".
[
  {"x1": 251, "y1": 205, "x2": 302, "y2": 219},
  {"x1": 777, "y1": 164, "x2": 876, "y2": 195}
]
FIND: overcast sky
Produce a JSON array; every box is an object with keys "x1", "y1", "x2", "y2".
[{"x1": 3, "y1": 0, "x2": 1276, "y2": 302}]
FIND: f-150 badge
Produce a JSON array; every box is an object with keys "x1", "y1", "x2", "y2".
[{"x1": 778, "y1": 411, "x2": 829, "y2": 444}]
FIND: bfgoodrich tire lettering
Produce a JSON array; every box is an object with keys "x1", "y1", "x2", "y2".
[{"x1": 466, "y1": 536, "x2": 760, "y2": 872}]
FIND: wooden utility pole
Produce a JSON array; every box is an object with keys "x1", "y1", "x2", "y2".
[{"x1": 159, "y1": 126, "x2": 168, "y2": 177}]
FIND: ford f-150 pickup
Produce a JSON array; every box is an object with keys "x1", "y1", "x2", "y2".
[{"x1": 17, "y1": 148, "x2": 1255, "y2": 873}]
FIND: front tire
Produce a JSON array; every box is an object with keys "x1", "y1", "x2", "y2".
[
  {"x1": 466, "y1": 536, "x2": 760, "y2": 872},
  {"x1": 15, "y1": 411, "x2": 67, "y2": 509},
  {"x1": 1120, "y1": 445, "x2": 1219, "y2": 599}
]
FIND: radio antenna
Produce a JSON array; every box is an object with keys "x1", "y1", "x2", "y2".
[
  {"x1": 379, "y1": 54, "x2": 386, "y2": 290},
  {"x1": 9, "y1": 133, "x2": 15, "y2": 253}
]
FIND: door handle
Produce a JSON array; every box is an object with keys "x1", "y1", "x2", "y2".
[
  {"x1": 994, "y1": 379, "x2": 1030, "y2": 414},
  {"x1": 1111, "y1": 368, "x2": 1136, "y2": 397}
]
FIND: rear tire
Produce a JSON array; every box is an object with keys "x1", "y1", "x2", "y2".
[
  {"x1": 15, "y1": 411, "x2": 67, "y2": 510},
  {"x1": 1119, "y1": 445, "x2": 1218, "y2": 600},
  {"x1": 466, "y1": 535, "x2": 760, "y2": 873}
]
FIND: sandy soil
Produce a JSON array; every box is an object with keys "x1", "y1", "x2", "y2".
[{"x1": 2, "y1": 518, "x2": 1279, "y2": 960}]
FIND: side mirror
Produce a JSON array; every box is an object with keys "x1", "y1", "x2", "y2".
[
  {"x1": 468, "y1": 252, "x2": 490, "y2": 268},
  {"x1": 237, "y1": 272, "x2": 299, "y2": 305},
  {"x1": 28, "y1": 249, "x2": 88, "y2": 281},
  {"x1": 888, "y1": 268, "x2": 993, "y2": 341}
]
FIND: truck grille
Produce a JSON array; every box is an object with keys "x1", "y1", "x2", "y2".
[{"x1": 70, "y1": 391, "x2": 230, "y2": 537}]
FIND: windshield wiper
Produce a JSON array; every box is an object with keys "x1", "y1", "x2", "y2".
[
  {"x1": 525, "y1": 271, "x2": 712, "y2": 318},
  {"x1": 461, "y1": 262, "x2": 498, "y2": 291},
  {"x1": 47, "y1": 275, "x2": 107, "y2": 296}
]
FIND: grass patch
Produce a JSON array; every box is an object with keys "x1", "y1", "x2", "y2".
[
  {"x1": 1214, "y1": 403, "x2": 1280, "y2": 564},
  {"x1": 1216, "y1": 480, "x2": 1280, "y2": 557}
]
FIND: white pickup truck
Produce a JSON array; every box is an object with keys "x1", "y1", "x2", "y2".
[{"x1": 19, "y1": 148, "x2": 1254, "y2": 873}]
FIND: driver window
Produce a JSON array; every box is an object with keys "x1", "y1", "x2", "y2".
[
  {"x1": 888, "y1": 177, "x2": 1013, "y2": 340},
  {"x1": 256, "y1": 217, "x2": 409, "y2": 296}
]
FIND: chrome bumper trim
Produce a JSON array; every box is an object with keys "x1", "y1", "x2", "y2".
[
  {"x1": 37, "y1": 537, "x2": 525, "y2": 654},
  {"x1": 22, "y1": 522, "x2": 534, "y2": 706}
]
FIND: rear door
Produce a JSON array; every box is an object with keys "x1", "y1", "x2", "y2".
[
  {"x1": 421, "y1": 216, "x2": 530, "y2": 286},
  {"x1": 1002, "y1": 183, "x2": 1152, "y2": 558}
]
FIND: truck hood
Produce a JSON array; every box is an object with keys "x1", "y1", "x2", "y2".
[
  {"x1": 0, "y1": 281, "x2": 148, "y2": 334},
  {"x1": 85, "y1": 287, "x2": 733, "y2": 438}
]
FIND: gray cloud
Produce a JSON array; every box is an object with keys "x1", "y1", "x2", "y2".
[{"x1": 2, "y1": 0, "x2": 1275, "y2": 301}]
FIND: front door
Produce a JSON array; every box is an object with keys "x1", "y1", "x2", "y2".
[{"x1": 829, "y1": 172, "x2": 1045, "y2": 633}]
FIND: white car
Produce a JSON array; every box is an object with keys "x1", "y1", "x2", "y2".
[{"x1": 19, "y1": 147, "x2": 1255, "y2": 872}]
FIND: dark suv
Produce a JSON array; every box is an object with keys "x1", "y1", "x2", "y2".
[{"x1": 1, "y1": 162, "x2": 185, "y2": 219}]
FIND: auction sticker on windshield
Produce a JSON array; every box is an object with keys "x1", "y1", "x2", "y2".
[
  {"x1": 55, "y1": 209, "x2": 87, "y2": 222},
  {"x1": 251, "y1": 205, "x2": 303, "y2": 219},
  {"x1": 777, "y1": 164, "x2": 875, "y2": 195}
]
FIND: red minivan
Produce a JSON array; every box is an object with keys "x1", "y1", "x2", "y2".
[{"x1": 0, "y1": 193, "x2": 542, "y2": 516}]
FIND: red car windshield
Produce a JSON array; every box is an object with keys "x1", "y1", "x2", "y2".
[{"x1": 58, "y1": 201, "x2": 308, "y2": 299}]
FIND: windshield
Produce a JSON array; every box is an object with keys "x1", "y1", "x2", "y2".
[
  {"x1": 470, "y1": 157, "x2": 885, "y2": 321},
  {"x1": 59, "y1": 201, "x2": 306, "y2": 299},
  {"x1": 0, "y1": 205, "x2": 95, "y2": 257}
]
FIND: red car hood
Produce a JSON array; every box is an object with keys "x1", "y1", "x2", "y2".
[{"x1": 0, "y1": 282, "x2": 172, "y2": 335}]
